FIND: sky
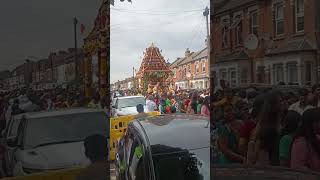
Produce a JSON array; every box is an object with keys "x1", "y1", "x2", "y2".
[
  {"x1": 0, "y1": 0, "x2": 101, "y2": 71},
  {"x1": 110, "y1": 0, "x2": 210, "y2": 83}
]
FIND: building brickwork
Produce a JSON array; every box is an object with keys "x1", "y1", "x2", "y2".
[{"x1": 212, "y1": 0, "x2": 319, "y2": 88}]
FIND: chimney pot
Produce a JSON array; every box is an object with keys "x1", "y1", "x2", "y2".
[{"x1": 185, "y1": 48, "x2": 191, "y2": 57}]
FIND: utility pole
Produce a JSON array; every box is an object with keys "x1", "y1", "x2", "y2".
[
  {"x1": 133, "y1": 67, "x2": 135, "y2": 90},
  {"x1": 203, "y1": 6, "x2": 211, "y2": 90},
  {"x1": 73, "y1": 17, "x2": 78, "y2": 83}
]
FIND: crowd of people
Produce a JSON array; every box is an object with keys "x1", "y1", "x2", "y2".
[
  {"x1": 115, "y1": 88, "x2": 211, "y2": 117},
  {"x1": 0, "y1": 87, "x2": 109, "y2": 134},
  {"x1": 211, "y1": 84, "x2": 320, "y2": 172}
]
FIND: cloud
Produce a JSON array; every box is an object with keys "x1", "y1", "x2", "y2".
[
  {"x1": 110, "y1": 0, "x2": 209, "y2": 83},
  {"x1": 0, "y1": 0, "x2": 101, "y2": 71}
]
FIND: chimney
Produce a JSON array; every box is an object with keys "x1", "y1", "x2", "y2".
[{"x1": 185, "y1": 48, "x2": 191, "y2": 57}]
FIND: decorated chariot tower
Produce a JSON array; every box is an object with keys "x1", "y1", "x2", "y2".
[{"x1": 135, "y1": 43, "x2": 172, "y2": 94}]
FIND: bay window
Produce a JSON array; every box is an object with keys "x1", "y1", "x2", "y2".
[
  {"x1": 295, "y1": 0, "x2": 304, "y2": 33},
  {"x1": 274, "y1": 2, "x2": 284, "y2": 36}
]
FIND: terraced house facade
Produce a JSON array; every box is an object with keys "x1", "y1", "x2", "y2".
[
  {"x1": 170, "y1": 47, "x2": 210, "y2": 90},
  {"x1": 212, "y1": 0, "x2": 320, "y2": 88}
]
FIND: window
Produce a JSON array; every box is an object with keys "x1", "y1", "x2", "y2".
[
  {"x1": 222, "y1": 26, "x2": 229, "y2": 48},
  {"x1": 274, "y1": 64, "x2": 284, "y2": 84},
  {"x1": 274, "y1": 2, "x2": 284, "y2": 36},
  {"x1": 287, "y1": 62, "x2": 298, "y2": 84},
  {"x1": 241, "y1": 68, "x2": 248, "y2": 84},
  {"x1": 257, "y1": 66, "x2": 265, "y2": 83},
  {"x1": 229, "y1": 68, "x2": 237, "y2": 87},
  {"x1": 173, "y1": 69, "x2": 176, "y2": 78},
  {"x1": 305, "y1": 62, "x2": 312, "y2": 85},
  {"x1": 220, "y1": 69, "x2": 227, "y2": 81},
  {"x1": 199, "y1": 81, "x2": 203, "y2": 89},
  {"x1": 154, "y1": 155, "x2": 188, "y2": 180},
  {"x1": 295, "y1": 0, "x2": 304, "y2": 32},
  {"x1": 221, "y1": 17, "x2": 230, "y2": 48},
  {"x1": 250, "y1": 10, "x2": 259, "y2": 36},
  {"x1": 188, "y1": 64, "x2": 191, "y2": 72},
  {"x1": 195, "y1": 62, "x2": 199, "y2": 73},
  {"x1": 202, "y1": 61, "x2": 206, "y2": 72},
  {"x1": 234, "y1": 15, "x2": 242, "y2": 45}
]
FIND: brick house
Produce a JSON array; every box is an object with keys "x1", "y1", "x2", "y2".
[
  {"x1": 170, "y1": 47, "x2": 210, "y2": 90},
  {"x1": 212, "y1": 0, "x2": 320, "y2": 88},
  {"x1": 113, "y1": 77, "x2": 134, "y2": 90}
]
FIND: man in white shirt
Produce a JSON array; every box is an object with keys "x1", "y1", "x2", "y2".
[
  {"x1": 146, "y1": 95, "x2": 156, "y2": 112},
  {"x1": 289, "y1": 88, "x2": 315, "y2": 115}
]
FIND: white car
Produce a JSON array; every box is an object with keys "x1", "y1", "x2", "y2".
[
  {"x1": 2, "y1": 108, "x2": 108, "y2": 176},
  {"x1": 112, "y1": 96, "x2": 148, "y2": 117}
]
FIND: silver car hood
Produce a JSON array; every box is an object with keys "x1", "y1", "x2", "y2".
[{"x1": 17, "y1": 141, "x2": 91, "y2": 170}]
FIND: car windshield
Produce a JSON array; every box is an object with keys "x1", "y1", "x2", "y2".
[
  {"x1": 24, "y1": 112, "x2": 107, "y2": 148},
  {"x1": 118, "y1": 97, "x2": 145, "y2": 108},
  {"x1": 153, "y1": 147, "x2": 210, "y2": 180}
]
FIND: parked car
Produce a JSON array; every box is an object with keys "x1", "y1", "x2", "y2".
[
  {"x1": 115, "y1": 114, "x2": 210, "y2": 180},
  {"x1": 2, "y1": 108, "x2": 108, "y2": 176},
  {"x1": 112, "y1": 96, "x2": 148, "y2": 117}
]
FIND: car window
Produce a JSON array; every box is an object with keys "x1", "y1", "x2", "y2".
[
  {"x1": 127, "y1": 134, "x2": 148, "y2": 180},
  {"x1": 118, "y1": 97, "x2": 146, "y2": 108},
  {"x1": 156, "y1": 156, "x2": 185, "y2": 180},
  {"x1": 154, "y1": 150, "x2": 208, "y2": 180},
  {"x1": 23, "y1": 112, "x2": 107, "y2": 148},
  {"x1": 7, "y1": 117, "x2": 22, "y2": 138}
]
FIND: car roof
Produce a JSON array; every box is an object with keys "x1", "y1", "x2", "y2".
[
  {"x1": 13, "y1": 108, "x2": 105, "y2": 119},
  {"x1": 116, "y1": 96, "x2": 144, "y2": 99},
  {"x1": 133, "y1": 114, "x2": 210, "y2": 153}
]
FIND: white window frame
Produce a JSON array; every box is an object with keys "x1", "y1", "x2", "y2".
[
  {"x1": 173, "y1": 68, "x2": 177, "y2": 78},
  {"x1": 233, "y1": 12, "x2": 243, "y2": 46},
  {"x1": 274, "y1": 63, "x2": 284, "y2": 84},
  {"x1": 229, "y1": 68, "x2": 237, "y2": 88},
  {"x1": 305, "y1": 61, "x2": 312, "y2": 84},
  {"x1": 221, "y1": 15, "x2": 230, "y2": 48},
  {"x1": 274, "y1": 2, "x2": 284, "y2": 36},
  {"x1": 250, "y1": 10, "x2": 259, "y2": 36},
  {"x1": 195, "y1": 62, "x2": 199, "y2": 74},
  {"x1": 287, "y1": 62, "x2": 298, "y2": 84},
  {"x1": 295, "y1": 0, "x2": 304, "y2": 33},
  {"x1": 202, "y1": 60, "x2": 206, "y2": 72},
  {"x1": 220, "y1": 69, "x2": 228, "y2": 81}
]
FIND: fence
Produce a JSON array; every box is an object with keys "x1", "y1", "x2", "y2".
[{"x1": 109, "y1": 111, "x2": 160, "y2": 161}]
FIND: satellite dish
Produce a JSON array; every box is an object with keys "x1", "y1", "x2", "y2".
[{"x1": 244, "y1": 34, "x2": 259, "y2": 50}]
